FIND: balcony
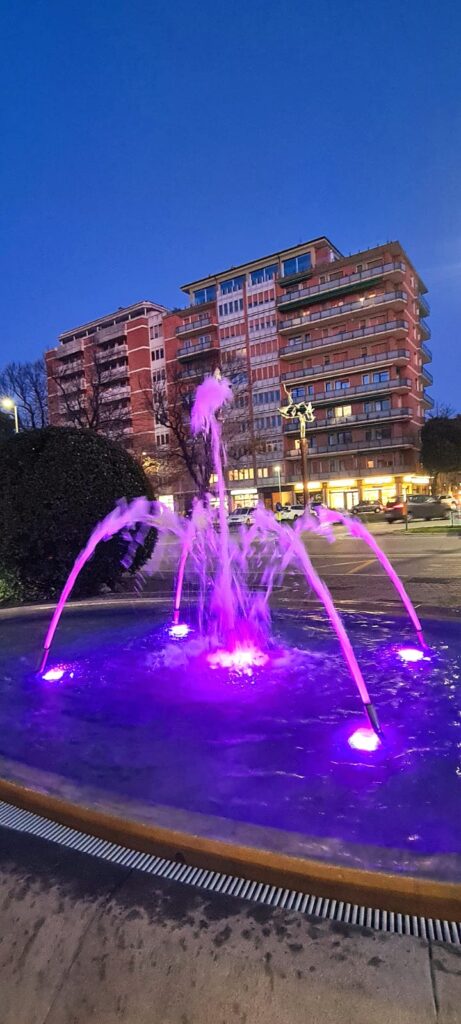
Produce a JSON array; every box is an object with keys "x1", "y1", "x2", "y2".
[
  {"x1": 96, "y1": 322, "x2": 128, "y2": 343},
  {"x1": 279, "y1": 319, "x2": 408, "y2": 361},
  {"x1": 421, "y1": 341, "x2": 432, "y2": 363},
  {"x1": 58, "y1": 338, "x2": 84, "y2": 357},
  {"x1": 312, "y1": 378, "x2": 411, "y2": 406},
  {"x1": 423, "y1": 391, "x2": 434, "y2": 408},
  {"x1": 100, "y1": 385, "x2": 131, "y2": 403},
  {"x1": 282, "y1": 407, "x2": 413, "y2": 433},
  {"x1": 277, "y1": 262, "x2": 406, "y2": 312},
  {"x1": 176, "y1": 365, "x2": 213, "y2": 382},
  {"x1": 176, "y1": 315, "x2": 216, "y2": 337},
  {"x1": 419, "y1": 294, "x2": 430, "y2": 317},
  {"x1": 420, "y1": 318, "x2": 431, "y2": 340},
  {"x1": 279, "y1": 292, "x2": 408, "y2": 336},
  {"x1": 286, "y1": 435, "x2": 418, "y2": 458},
  {"x1": 422, "y1": 366, "x2": 433, "y2": 386},
  {"x1": 177, "y1": 339, "x2": 217, "y2": 361},
  {"x1": 98, "y1": 365, "x2": 129, "y2": 383},
  {"x1": 281, "y1": 349, "x2": 410, "y2": 385}
]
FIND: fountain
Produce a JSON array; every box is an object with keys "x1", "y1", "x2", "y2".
[
  {"x1": 2, "y1": 370, "x2": 461, "y2": 904},
  {"x1": 38, "y1": 372, "x2": 426, "y2": 744}
]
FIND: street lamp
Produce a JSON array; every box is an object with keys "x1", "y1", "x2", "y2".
[
  {"x1": 0, "y1": 396, "x2": 19, "y2": 433},
  {"x1": 274, "y1": 464, "x2": 282, "y2": 495}
]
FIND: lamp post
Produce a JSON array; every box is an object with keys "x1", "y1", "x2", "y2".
[
  {"x1": 274, "y1": 463, "x2": 282, "y2": 497},
  {"x1": 0, "y1": 396, "x2": 19, "y2": 433},
  {"x1": 279, "y1": 387, "x2": 315, "y2": 508}
]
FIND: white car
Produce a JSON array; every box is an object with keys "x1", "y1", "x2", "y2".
[
  {"x1": 228, "y1": 506, "x2": 255, "y2": 527},
  {"x1": 279, "y1": 503, "x2": 306, "y2": 523},
  {"x1": 438, "y1": 495, "x2": 459, "y2": 510}
]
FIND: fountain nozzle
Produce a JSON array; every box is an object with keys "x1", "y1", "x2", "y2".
[{"x1": 364, "y1": 702, "x2": 382, "y2": 737}]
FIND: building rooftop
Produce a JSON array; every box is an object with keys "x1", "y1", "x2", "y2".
[
  {"x1": 58, "y1": 300, "x2": 168, "y2": 342},
  {"x1": 180, "y1": 236, "x2": 342, "y2": 292}
]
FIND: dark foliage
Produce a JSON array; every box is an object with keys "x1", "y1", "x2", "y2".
[
  {"x1": 0, "y1": 427, "x2": 155, "y2": 602},
  {"x1": 421, "y1": 416, "x2": 461, "y2": 478}
]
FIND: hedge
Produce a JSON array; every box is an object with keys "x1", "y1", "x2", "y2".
[{"x1": 0, "y1": 427, "x2": 155, "y2": 602}]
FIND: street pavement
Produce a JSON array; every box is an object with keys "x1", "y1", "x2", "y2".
[
  {"x1": 147, "y1": 519, "x2": 461, "y2": 615},
  {"x1": 0, "y1": 825, "x2": 460, "y2": 1024}
]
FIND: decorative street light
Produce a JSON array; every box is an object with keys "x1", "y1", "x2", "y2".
[
  {"x1": 273, "y1": 463, "x2": 282, "y2": 495},
  {"x1": 0, "y1": 396, "x2": 19, "y2": 433},
  {"x1": 279, "y1": 386, "x2": 315, "y2": 508}
]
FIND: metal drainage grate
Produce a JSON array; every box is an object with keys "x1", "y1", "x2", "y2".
[{"x1": 0, "y1": 799, "x2": 460, "y2": 945}]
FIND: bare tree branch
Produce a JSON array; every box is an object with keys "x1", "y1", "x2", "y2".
[
  {"x1": 0, "y1": 359, "x2": 48, "y2": 428},
  {"x1": 50, "y1": 348, "x2": 131, "y2": 440}
]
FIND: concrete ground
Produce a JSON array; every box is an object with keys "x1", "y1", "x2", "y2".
[{"x1": 1, "y1": 825, "x2": 460, "y2": 1024}]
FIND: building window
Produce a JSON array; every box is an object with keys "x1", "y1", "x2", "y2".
[
  {"x1": 193, "y1": 285, "x2": 216, "y2": 304},
  {"x1": 220, "y1": 275, "x2": 245, "y2": 295},
  {"x1": 257, "y1": 467, "x2": 269, "y2": 478},
  {"x1": 283, "y1": 253, "x2": 312, "y2": 277},
  {"x1": 362, "y1": 370, "x2": 390, "y2": 384},
  {"x1": 329, "y1": 404, "x2": 352, "y2": 419},
  {"x1": 365, "y1": 399, "x2": 391, "y2": 413},
  {"x1": 291, "y1": 385, "x2": 314, "y2": 400},
  {"x1": 151, "y1": 347, "x2": 164, "y2": 361},
  {"x1": 250, "y1": 264, "x2": 277, "y2": 285}
]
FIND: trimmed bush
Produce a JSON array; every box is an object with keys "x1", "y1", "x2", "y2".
[{"x1": 0, "y1": 427, "x2": 155, "y2": 602}]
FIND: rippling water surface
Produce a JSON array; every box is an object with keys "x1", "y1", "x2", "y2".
[{"x1": 1, "y1": 607, "x2": 461, "y2": 865}]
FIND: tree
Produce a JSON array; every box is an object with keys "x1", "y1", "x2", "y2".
[
  {"x1": 151, "y1": 355, "x2": 261, "y2": 500},
  {"x1": 421, "y1": 415, "x2": 461, "y2": 492},
  {"x1": 152, "y1": 373, "x2": 214, "y2": 498},
  {"x1": 50, "y1": 348, "x2": 132, "y2": 440},
  {"x1": 0, "y1": 359, "x2": 48, "y2": 428},
  {"x1": 0, "y1": 426, "x2": 155, "y2": 602}
]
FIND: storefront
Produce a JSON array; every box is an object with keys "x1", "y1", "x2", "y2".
[{"x1": 230, "y1": 486, "x2": 259, "y2": 510}]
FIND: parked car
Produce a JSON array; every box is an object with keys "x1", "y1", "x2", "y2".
[
  {"x1": 385, "y1": 495, "x2": 450, "y2": 523},
  {"x1": 228, "y1": 506, "x2": 255, "y2": 527},
  {"x1": 351, "y1": 500, "x2": 384, "y2": 515},
  {"x1": 438, "y1": 494, "x2": 459, "y2": 509},
  {"x1": 280, "y1": 503, "x2": 306, "y2": 522}
]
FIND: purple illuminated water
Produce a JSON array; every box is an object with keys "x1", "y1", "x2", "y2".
[
  {"x1": 2, "y1": 606, "x2": 461, "y2": 877},
  {"x1": 39, "y1": 371, "x2": 425, "y2": 738}
]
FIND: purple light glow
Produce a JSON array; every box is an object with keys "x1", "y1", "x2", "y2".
[
  {"x1": 169, "y1": 623, "x2": 191, "y2": 639},
  {"x1": 207, "y1": 644, "x2": 268, "y2": 672},
  {"x1": 348, "y1": 727, "x2": 381, "y2": 752},
  {"x1": 398, "y1": 647, "x2": 425, "y2": 663},
  {"x1": 42, "y1": 666, "x2": 65, "y2": 681}
]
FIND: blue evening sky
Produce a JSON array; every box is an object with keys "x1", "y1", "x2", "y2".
[{"x1": 1, "y1": 0, "x2": 460, "y2": 406}]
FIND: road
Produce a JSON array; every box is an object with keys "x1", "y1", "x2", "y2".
[{"x1": 146, "y1": 520, "x2": 461, "y2": 615}]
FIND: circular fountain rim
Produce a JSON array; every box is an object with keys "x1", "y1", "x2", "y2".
[
  {"x1": 0, "y1": 773, "x2": 460, "y2": 922},
  {"x1": 2, "y1": 600, "x2": 461, "y2": 920}
]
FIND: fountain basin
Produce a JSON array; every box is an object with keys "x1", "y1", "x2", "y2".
[{"x1": 1, "y1": 601, "x2": 461, "y2": 916}]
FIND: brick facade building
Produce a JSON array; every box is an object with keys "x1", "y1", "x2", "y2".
[{"x1": 46, "y1": 236, "x2": 432, "y2": 510}]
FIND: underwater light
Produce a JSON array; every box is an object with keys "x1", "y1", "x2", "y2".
[
  {"x1": 348, "y1": 727, "x2": 381, "y2": 752},
  {"x1": 169, "y1": 623, "x2": 191, "y2": 639},
  {"x1": 207, "y1": 644, "x2": 268, "y2": 671},
  {"x1": 398, "y1": 647, "x2": 425, "y2": 663},
  {"x1": 42, "y1": 667, "x2": 65, "y2": 681}
]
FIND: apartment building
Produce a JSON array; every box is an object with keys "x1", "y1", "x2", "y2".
[
  {"x1": 46, "y1": 236, "x2": 432, "y2": 512},
  {"x1": 163, "y1": 238, "x2": 432, "y2": 510},
  {"x1": 46, "y1": 300, "x2": 168, "y2": 452}
]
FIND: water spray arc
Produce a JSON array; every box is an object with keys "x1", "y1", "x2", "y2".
[{"x1": 39, "y1": 372, "x2": 426, "y2": 740}]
